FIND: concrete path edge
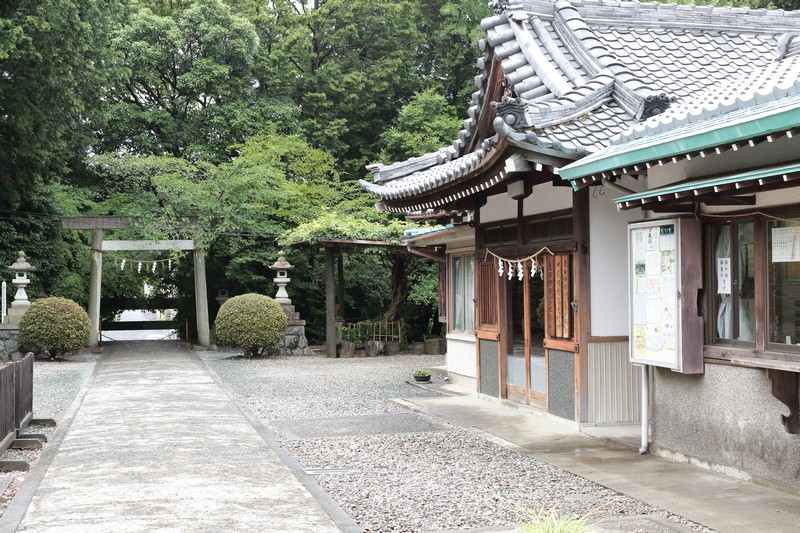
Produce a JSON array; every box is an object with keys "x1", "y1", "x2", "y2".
[
  {"x1": 0, "y1": 358, "x2": 101, "y2": 531},
  {"x1": 198, "y1": 354, "x2": 364, "y2": 533}
]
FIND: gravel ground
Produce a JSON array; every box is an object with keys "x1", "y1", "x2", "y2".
[
  {"x1": 200, "y1": 350, "x2": 717, "y2": 533},
  {"x1": 0, "y1": 351, "x2": 98, "y2": 517}
]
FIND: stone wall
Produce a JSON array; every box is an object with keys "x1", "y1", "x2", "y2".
[
  {"x1": 277, "y1": 325, "x2": 314, "y2": 356},
  {"x1": 651, "y1": 363, "x2": 800, "y2": 490},
  {"x1": 0, "y1": 327, "x2": 21, "y2": 361}
]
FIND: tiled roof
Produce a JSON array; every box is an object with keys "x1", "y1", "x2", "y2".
[
  {"x1": 361, "y1": 0, "x2": 800, "y2": 210},
  {"x1": 559, "y1": 56, "x2": 800, "y2": 184},
  {"x1": 615, "y1": 54, "x2": 800, "y2": 144},
  {"x1": 360, "y1": 138, "x2": 499, "y2": 201}
]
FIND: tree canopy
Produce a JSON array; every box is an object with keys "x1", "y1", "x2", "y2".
[{"x1": 3, "y1": 0, "x2": 775, "y2": 342}]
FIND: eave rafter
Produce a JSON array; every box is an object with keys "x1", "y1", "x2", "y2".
[
  {"x1": 573, "y1": 127, "x2": 800, "y2": 191},
  {"x1": 616, "y1": 168, "x2": 800, "y2": 212}
]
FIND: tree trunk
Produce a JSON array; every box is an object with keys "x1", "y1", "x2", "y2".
[{"x1": 383, "y1": 254, "x2": 409, "y2": 321}]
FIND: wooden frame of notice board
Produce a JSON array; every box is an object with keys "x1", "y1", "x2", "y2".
[{"x1": 628, "y1": 217, "x2": 704, "y2": 374}]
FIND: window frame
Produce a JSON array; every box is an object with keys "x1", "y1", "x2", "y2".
[
  {"x1": 448, "y1": 252, "x2": 475, "y2": 335},
  {"x1": 704, "y1": 212, "x2": 800, "y2": 362}
]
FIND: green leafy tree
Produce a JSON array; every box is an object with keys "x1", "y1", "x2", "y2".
[
  {"x1": 416, "y1": 0, "x2": 492, "y2": 108},
  {"x1": 271, "y1": 0, "x2": 425, "y2": 175},
  {"x1": 378, "y1": 89, "x2": 464, "y2": 163},
  {"x1": 0, "y1": 0, "x2": 117, "y2": 207},
  {"x1": 100, "y1": 0, "x2": 286, "y2": 162}
]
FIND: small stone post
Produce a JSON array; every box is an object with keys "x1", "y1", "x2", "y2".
[{"x1": 6, "y1": 251, "x2": 34, "y2": 326}]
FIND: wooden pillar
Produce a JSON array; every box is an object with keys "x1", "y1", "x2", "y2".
[
  {"x1": 573, "y1": 187, "x2": 591, "y2": 423},
  {"x1": 193, "y1": 247, "x2": 210, "y2": 346},
  {"x1": 325, "y1": 246, "x2": 337, "y2": 358},
  {"x1": 337, "y1": 254, "x2": 346, "y2": 320},
  {"x1": 88, "y1": 229, "x2": 103, "y2": 348}
]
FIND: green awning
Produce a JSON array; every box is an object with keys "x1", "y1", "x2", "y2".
[
  {"x1": 614, "y1": 161, "x2": 800, "y2": 210},
  {"x1": 559, "y1": 95, "x2": 800, "y2": 189}
]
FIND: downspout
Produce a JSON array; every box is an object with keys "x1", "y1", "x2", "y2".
[
  {"x1": 640, "y1": 185, "x2": 651, "y2": 455},
  {"x1": 639, "y1": 364, "x2": 649, "y2": 454}
]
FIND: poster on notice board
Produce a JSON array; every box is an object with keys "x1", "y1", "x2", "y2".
[{"x1": 629, "y1": 219, "x2": 681, "y2": 370}]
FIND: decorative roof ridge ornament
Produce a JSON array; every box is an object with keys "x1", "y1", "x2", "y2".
[
  {"x1": 491, "y1": 71, "x2": 615, "y2": 129},
  {"x1": 548, "y1": 0, "x2": 677, "y2": 121},
  {"x1": 776, "y1": 32, "x2": 800, "y2": 60},
  {"x1": 489, "y1": 0, "x2": 512, "y2": 16}
]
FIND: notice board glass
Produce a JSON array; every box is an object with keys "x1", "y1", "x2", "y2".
[{"x1": 629, "y1": 219, "x2": 681, "y2": 369}]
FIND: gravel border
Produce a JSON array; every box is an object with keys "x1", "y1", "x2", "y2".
[
  {"x1": 0, "y1": 351, "x2": 98, "y2": 518},
  {"x1": 200, "y1": 351, "x2": 717, "y2": 533}
]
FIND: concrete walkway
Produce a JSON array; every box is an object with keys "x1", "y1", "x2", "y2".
[
  {"x1": 400, "y1": 383, "x2": 800, "y2": 533},
  {"x1": 2, "y1": 342, "x2": 348, "y2": 532}
]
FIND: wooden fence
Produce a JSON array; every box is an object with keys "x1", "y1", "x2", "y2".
[
  {"x1": 337, "y1": 321, "x2": 403, "y2": 344},
  {"x1": 14, "y1": 354, "x2": 33, "y2": 430},
  {"x1": 0, "y1": 362, "x2": 15, "y2": 453},
  {"x1": 0, "y1": 354, "x2": 34, "y2": 454}
]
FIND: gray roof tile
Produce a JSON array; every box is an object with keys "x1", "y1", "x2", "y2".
[{"x1": 364, "y1": 0, "x2": 800, "y2": 208}]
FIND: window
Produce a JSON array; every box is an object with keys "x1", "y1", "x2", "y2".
[
  {"x1": 450, "y1": 254, "x2": 475, "y2": 333},
  {"x1": 768, "y1": 218, "x2": 800, "y2": 347},
  {"x1": 710, "y1": 221, "x2": 755, "y2": 344},
  {"x1": 707, "y1": 215, "x2": 800, "y2": 358}
]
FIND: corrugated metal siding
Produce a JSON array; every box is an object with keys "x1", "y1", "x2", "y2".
[{"x1": 588, "y1": 341, "x2": 641, "y2": 423}]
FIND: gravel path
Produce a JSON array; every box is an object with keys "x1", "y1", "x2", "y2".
[
  {"x1": 0, "y1": 351, "x2": 98, "y2": 517},
  {"x1": 200, "y1": 351, "x2": 716, "y2": 533}
]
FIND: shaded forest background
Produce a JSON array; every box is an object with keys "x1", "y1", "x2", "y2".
[{"x1": 0, "y1": 0, "x2": 786, "y2": 343}]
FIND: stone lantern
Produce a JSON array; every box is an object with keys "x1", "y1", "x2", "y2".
[
  {"x1": 7, "y1": 251, "x2": 34, "y2": 325},
  {"x1": 270, "y1": 251, "x2": 294, "y2": 305}
]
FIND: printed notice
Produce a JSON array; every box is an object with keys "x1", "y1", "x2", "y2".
[
  {"x1": 717, "y1": 257, "x2": 731, "y2": 294},
  {"x1": 634, "y1": 325, "x2": 647, "y2": 358},
  {"x1": 629, "y1": 220, "x2": 681, "y2": 369},
  {"x1": 772, "y1": 227, "x2": 800, "y2": 262}
]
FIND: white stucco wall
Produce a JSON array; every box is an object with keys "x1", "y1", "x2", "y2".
[
  {"x1": 589, "y1": 179, "x2": 647, "y2": 337},
  {"x1": 523, "y1": 183, "x2": 573, "y2": 216},
  {"x1": 480, "y1": 183, "x2": 573, "y2": 224},
  {"x1": 446, "y1": 333, "x2": 477, "y2": 379},
  {"x1": 480, "y1": 193, "x2": 515, "y2": 224}
]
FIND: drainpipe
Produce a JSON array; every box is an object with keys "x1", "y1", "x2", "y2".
[{"x1": 640, "y1": 364, "x2": 650, "y2": 454}]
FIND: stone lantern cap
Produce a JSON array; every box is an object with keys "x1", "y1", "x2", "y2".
[
  {"x1": 270, "y1": 251, "x2": 294, "y2": 271},
  {"x1": 8, "y1": 251, "x2": 34, "y2": 273}
]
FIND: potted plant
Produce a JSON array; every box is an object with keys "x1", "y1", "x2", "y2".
[{"x1": 412, "y1": 369, "x2": 432, "y2": 383}]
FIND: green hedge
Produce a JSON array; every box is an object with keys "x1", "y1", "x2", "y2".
[
  {"x1": 215, "y1": 293, "x2": 287, "y2": 357},
  {"x1": 19, "y1": 297, "x2": 89, "y2": 358}
]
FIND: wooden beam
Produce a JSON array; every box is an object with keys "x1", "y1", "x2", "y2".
[
  {"x1": 325, "y1": 246, "x2": 337, "y2": 358},
  {"x1": 337, "y1": 254, "x2": 346, "y2": 321},
  {"x1": 406, "y1": 247, "x2": 446, "y2": 263},
  {"x1": 101, "y1": 240, "x2": 195, "y2": 251},
  {"x1": 61, "y1": 216, "x2": 132, "y2": 230},
  {"x1": 573, "y1": 187, "x2": 591, "y2": 423}
]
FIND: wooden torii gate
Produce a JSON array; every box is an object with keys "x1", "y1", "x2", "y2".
[{"x1": 61, "y1": 216, "x2": 210, "y2": 347}]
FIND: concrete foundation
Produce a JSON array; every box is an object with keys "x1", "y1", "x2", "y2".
[{"x1": 652, "y1": 363, "x2": 800, "y2": 490}]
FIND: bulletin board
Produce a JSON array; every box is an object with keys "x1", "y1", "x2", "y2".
[{"x1": 629, "y1": 219, "x2": 681, "y2": 369}]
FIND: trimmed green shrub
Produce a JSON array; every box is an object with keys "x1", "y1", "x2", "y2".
[
  {"x1": 19, "y1": 297, "x2": 90, "y2": 359},
  {"x1": 215, "y1": 293, "x2": 288, "y2": 357}
]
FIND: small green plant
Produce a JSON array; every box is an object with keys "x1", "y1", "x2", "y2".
[
  {"x1": 412, "y1": 369, "x2": 432, "y2": 377},
  {"x1": 516, "y1": 510, "x2": 591, "y2": 533},
  {"x1": 215, "y1": 293, "x2": 288, "y2": 357},
  {"x1": 19, "y1": 297, "x2": 90, "y2": 359}
]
